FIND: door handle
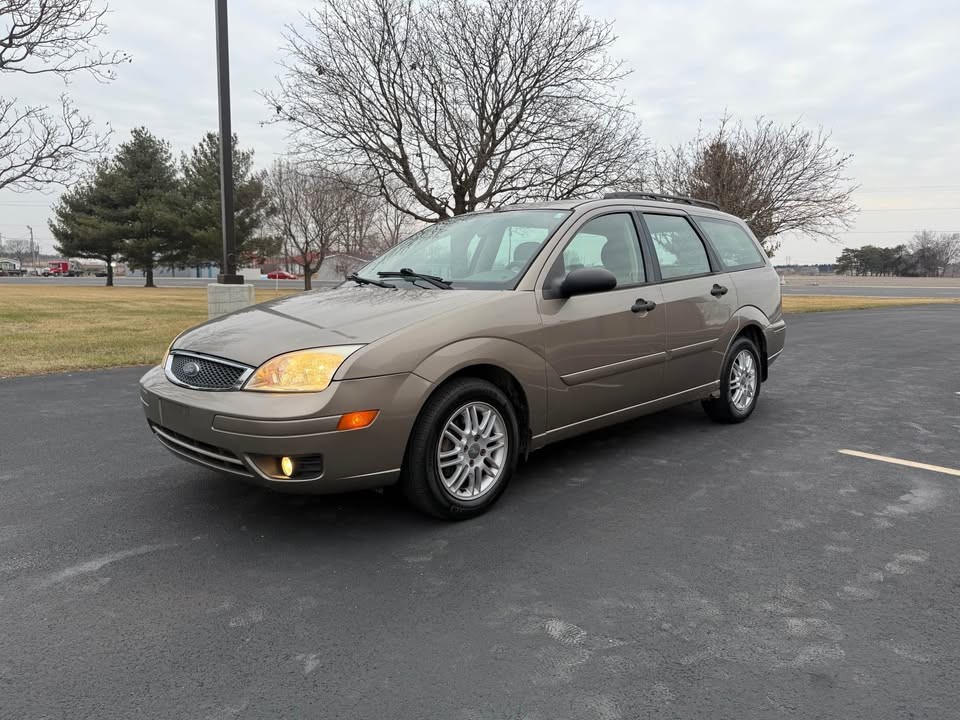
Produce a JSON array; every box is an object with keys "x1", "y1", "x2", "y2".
[
  {"x1": 711, "y1": 284, "x2": 728, "y2": 297},
  {"x1": 631, "y1": 299, "x2": 657, "y2": 313}
]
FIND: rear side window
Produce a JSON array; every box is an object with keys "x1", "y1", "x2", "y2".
[
  {"x1": 695, "y1": 217, "x2": 766, "y2": 271},
  {"x1": 644, "y1": 214, "x2": 711, "y2": 280}
]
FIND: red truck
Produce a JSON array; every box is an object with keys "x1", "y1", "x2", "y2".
[{"x1": 47, "y1": 260, "x2": 83, "y2": 277}]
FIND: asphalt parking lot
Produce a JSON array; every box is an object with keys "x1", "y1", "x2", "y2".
[{"x1": 2, "y1": 306, "x2": 959, "y2": 719}]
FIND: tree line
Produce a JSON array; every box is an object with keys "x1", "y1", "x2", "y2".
[
  {"x1": 834, "y1": 231, "x2": 960, "y2": 277},
  {"x1": 13, "y1": 0, "x2": 863, "y2": 286},
  {"x1": 48, "y1": 128, "x2": 413, "y2": 288}
]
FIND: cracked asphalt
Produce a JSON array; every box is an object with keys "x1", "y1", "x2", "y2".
[{"x1": 1, "y1": 306, "x2": 958, "y2": 719}]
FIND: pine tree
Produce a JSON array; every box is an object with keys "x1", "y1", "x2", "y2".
[
  {"x1": 49, "y1": 162, "x2": 124, "y2": 286},
  {"x1": 111, "y1": 127, "x2": 185, "y2": 287},
  {"x1": 181, "y1": 132, "x2": 271, "y2": 268}
]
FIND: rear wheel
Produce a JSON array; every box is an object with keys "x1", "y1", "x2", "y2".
[
  {"x1": 702, "y1": 336, "x2": 761, "y2": 423},
  {"x1": 401, "y1": 378, "x2": 519, "y2": 520}
]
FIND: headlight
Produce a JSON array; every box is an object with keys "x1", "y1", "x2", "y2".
[
  {"x1": 162, "y1": 330, "x2": 187, "y2": 366},
  {"x1": 161, "y1": 338, "x2": 176, "y2": 366},
  {"x1": 243, "y1": 345, "x2": 364, "y2": 393}
]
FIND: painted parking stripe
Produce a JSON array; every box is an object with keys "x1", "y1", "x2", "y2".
[{"x1": 838, "y1": 449, "x2": 960, "y2": 478}]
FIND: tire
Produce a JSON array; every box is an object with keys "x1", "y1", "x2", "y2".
[
  {"x1": 702, "y1": 336, "x2": 761, "y2": 424},
  {"x1": 401, "y1": 377, "x2": 519, "y2": 520}
]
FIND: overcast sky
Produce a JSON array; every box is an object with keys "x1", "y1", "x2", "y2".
[{"x1": 2, "y1": 0, "x2": 958, "y2": 263}]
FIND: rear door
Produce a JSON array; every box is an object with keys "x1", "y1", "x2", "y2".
[
  {"x1": 537, "y1": 210, "x2": 666, "y2": 430},
  {"x1": 640, "y1": 212, "x2": 738, "y2": 395},
  {"x1": 691, "y1": 214, "x2": 782, "y2": 322}
]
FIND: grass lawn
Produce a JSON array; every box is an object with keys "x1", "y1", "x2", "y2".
[
  {"x1": 1, "y1": 286, "x2": 957, "y2": 377},
  {"x1": 0, "y1": 286, "x2": 296, "y2": 377},
  {"x1": 783, "y1": 295, "x2": 960, "y2": 313}
]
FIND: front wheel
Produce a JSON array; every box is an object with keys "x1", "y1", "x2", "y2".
[
  {"x1": 702, "y1": 336, "x2": 761, "y2": 423},
  {"x1": 401, "y1": 378, "x2": 519, "y2": 520}
]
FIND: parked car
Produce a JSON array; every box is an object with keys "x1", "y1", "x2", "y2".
[
  {"x1": 141, "y1": 193, "x2": 785, "y2": 519},
  {"x1": 0, "y1": 259, "x2": 26, "y2": 276},
  {"x1": 266, "y1": 270, "x2": 297, "y2": 280}
]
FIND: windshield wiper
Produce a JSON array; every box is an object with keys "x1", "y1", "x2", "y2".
[
  {"x1": 347, "y1": 273, "x2": 396, "y2": 289},
  {"x1": 377, "y1": 267, "x2": 453, "y2": 289}
]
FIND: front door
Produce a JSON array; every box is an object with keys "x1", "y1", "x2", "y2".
[
  {"x1": 537, "y1": 211, "x2": 666, "y2": 431},
  {"x1": 641, "y1": 212, "x2": 739, "y2": 394}
]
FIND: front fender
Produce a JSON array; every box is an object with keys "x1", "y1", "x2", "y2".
[{"x1": 412, "y1": 337, "x2": 549, "y2": 438}]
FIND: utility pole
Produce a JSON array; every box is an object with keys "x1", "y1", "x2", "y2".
[
  {"x1": 215, "y1": 0, "x2": 241, "y2": 285},
  {"x1": 27, "y1": 225, "x2": 36, "y2": 269}
]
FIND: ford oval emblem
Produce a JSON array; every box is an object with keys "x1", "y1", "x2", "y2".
[{"x1": 182, "y1": 361, "x2": 201, "y2": 378}]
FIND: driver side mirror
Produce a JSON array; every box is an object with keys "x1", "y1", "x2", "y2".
[{"x1": 546, "y1": 267, "x2": 618, "y2": 299}]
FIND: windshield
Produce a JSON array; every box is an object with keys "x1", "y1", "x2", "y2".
[{"x1": 356, "y1": 209, "x2": 571, "y2": 289}]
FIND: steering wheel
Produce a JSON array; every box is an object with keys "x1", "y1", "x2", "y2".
[{"x1": 506, "y1": 261, "x2": 525, "y2": 272}]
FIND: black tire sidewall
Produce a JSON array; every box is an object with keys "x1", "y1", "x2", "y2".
[{"x1": 407, "y1": 379, "x2": 519, "y2": 518}]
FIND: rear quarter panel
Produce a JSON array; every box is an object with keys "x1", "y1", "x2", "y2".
[{"x1": 728, "y1": 265, "x2": 782, "y2": 322}]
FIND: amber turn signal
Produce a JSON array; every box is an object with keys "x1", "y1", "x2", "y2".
[{"x1": 337, "y1": 410, "x2": 379, "y2": 431}]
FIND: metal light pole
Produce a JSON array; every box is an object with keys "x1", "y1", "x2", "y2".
[
  {"x1": 215, "y1": 0, "x2": 242, "y2": 284},
  {"x1": 27, "y1": 225, "x2": 36, "y2": 268}
]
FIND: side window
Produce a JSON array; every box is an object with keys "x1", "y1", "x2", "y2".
[
  {"x1": 553, "y1": 213, "x2": 645, "y2": 287},
  {"x1": 644, "y1": 214, "x2": 712, "y2": 280},
  {"x1": 694, "y1": 217, "x2": 766, "y2": 271}
]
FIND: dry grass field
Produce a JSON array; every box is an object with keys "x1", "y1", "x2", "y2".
[
  {"x1": 0, "y1": 286, "x2": 295, "y2": 377},
  {"x1": 1, "y1": 286, "x2": 956, "y2": 376},
  {"x1": 783, "y1": 294, "x2": 960, "y2": 313}
]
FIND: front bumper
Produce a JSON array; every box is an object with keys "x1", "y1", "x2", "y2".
[{"x1": 139, "y1": 365, "x2": 433, "y2": 493}]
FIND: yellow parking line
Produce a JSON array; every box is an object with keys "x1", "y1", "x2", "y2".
[{"x1": 838, "y1": 449, "x2": 960, "y2": 477}]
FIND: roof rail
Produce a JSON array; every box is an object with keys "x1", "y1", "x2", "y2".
[{"x1": 602, "y1": 192, "x2": 722, "y2": 211}]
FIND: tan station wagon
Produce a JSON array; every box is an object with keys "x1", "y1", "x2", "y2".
[{"x1": 140, "y1": 193, "x2": 786, "y2": 519}]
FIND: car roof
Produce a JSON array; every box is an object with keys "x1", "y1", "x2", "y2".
[{"x1": 489, "y1": 196, "x2": 741, "y2": 222}]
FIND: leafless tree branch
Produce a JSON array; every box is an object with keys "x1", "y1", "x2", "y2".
[
  {"x1": 264, "y1": 0, "x2": 649, "y2": 222},
  {"x1": 0, "y1": 0, "x2": 127, "y2": 192},
  {"x1": 650, "y1": 114, "x2": 859, "y2": 255}
]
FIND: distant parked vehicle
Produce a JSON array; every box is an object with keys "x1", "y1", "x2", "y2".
[
  {"x1": 0, "y1": 258, "x2": 26, "y2": 276},
  {"x1": 266, "y1": 270, "x2": 297, "y2": 280},
  {"x1": 47, "y1": 260, "x2": 83, "y2": 277}
]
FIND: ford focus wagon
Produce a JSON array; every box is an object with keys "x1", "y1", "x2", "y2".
[{"x1": 140, "y1": 193, "x2": 786, "y2": 519}]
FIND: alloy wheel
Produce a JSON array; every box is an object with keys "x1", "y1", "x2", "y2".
[
  {"x1": 436, "y1": 402, "x2": 508, "y2": 499},
  {"x1": 729, "y1": 349, "x2": 758, "y2": 412}
]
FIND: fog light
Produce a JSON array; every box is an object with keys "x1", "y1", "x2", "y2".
[
  {"x1": 280, "y1": 456, "x2": 295, "y2": 477},
  {"x1": 337, "y1": 410, "x2": 379, "y2": 431}
]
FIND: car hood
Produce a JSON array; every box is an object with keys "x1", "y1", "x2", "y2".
[{"x1": 171, "y1": 285, "x2": 504, "y2": 367}]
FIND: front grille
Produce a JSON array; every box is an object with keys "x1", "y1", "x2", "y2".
[
  {"x1": 168, "y1": 352, "x2": 249, "y2": 389},
  {"x1": 150, "y1": 423, "x2": 253, "y2": 477}
]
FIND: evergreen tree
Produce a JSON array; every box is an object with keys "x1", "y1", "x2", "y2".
[
  {"x1": 49, "y1": 162, "x2": 124, "y2": 286},
  {"x1": 181, "y1": 132, "x2": 271, "y2": 268},
  {"x1": 111, "y1": 127, "x2": 184, "y2": 287}
]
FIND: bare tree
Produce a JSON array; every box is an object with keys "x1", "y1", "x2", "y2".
[
  {"x1": 335, "y1": 176, "x2": 380, "y2": 258},
  {"x1": 0, "y1": 1, "x2": 130, "y2": 192},
  {"x1": 651, "y1": 115, "x2": 858, "y2": 255},
  {"x1": 372, "y1": 199, "x2": 418, "y2": 255},
  {"x1": 265, "y1": 160, "x2": 347, "y2": 290},
  {"x1": 910, "y1": 230, "x2": 960, "y2": 277},
  {"x1": 0, "y1": 236, "x2": 31, "y2": 264},
  {"x1": 266, "y1": 0, "x2": 648, "y2": 223}
]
